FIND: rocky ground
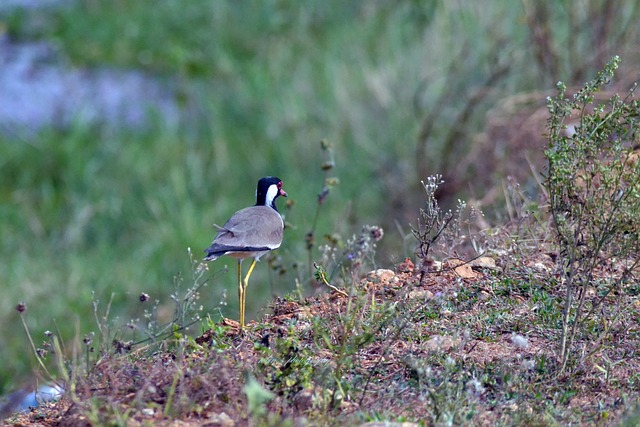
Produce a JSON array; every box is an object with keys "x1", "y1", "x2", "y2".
[{"x1": 5, "y1": 253, "x2": 640, "y2": 426}]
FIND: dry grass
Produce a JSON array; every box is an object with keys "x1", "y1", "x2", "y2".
[{"x1": 7, "y1": 246, "x2": 640, "y2": 426}]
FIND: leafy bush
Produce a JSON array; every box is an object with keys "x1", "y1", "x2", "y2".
[{"x1": 544, "y1": 56, "x2": 640, "y2": 371}]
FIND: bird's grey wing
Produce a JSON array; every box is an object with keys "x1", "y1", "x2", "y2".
[
  {"x1": 216, "y1": 206, "x2": 283, "y2": 249},
  {"x1": 204, "y1": 206, "x2": 283, "y2": 259}
]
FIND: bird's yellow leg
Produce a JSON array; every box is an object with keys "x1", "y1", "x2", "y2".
[
  {"x1": 237, "y1": 259, "x2": 244, "y2": 329},
  {"x1": 240, "y1": 259, "x2": 258, "y2": 328},
  {"x1": 244, "y1": 258, "x2": 258, "y2": 286}
]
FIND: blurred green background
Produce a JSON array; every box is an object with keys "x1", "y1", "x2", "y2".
[{"x1": 1, "y1": 0, "x2": 638, "y2": 393}]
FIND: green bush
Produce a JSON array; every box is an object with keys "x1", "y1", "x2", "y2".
[{"x1": 544, "y1": 56, "x2": 640, "y2": 372}]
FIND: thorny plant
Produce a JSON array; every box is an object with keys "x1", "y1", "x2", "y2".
[
  {"x1": 15, "y1": 301, "x2": 86, "y2": 420},
  {"x1": 317, "y1": 225, "x2": 384, "y2": 289},
  {"x1": 308, "y1": 220, "x2": 388, "y2": 410},
  {"x1": 295, "y1": 217, "x2": 392, "y2": 414},
  {"x1": 403, "y1": 354, "x2": 479, "y2": 425},
  {"x1": 167, "y1": 248, "x2": 212, "y2": 336},
  {"x1": 301, "y1": 139, "x2": 385, "y2": 294},
  {"x1": 305, "y1": 139, "x2": 340, "y2": 283},
  {"x1": 412, "y1": 175, "x2": 481, "y2": 263},
  {"x1": 412, "y1": 175, "x2": 449, "y2": 260},
  {"x1": 306, "y1": 278, "x2": 402, "y2": 414},
  {"x1": 311, "y1": 173, "x2": 500, "y2": 417},
  {"x1": 112, "y1": 247, "x2": 216, "y2": 351},
  {"x1": 544, "y1": 56, "x2": 640, "y2": 373},
  {"x1": 484, "y1": 177, "x2": 550, "y2": 274},
  {"x1": 15, "y1": 248, "x2": 221, "y2": 411}
]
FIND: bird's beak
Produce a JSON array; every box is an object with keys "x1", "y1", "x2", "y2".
[{"x1": 280, "y1": 189, "x2": 288, "y2": 197}]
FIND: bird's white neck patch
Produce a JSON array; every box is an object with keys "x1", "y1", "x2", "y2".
[{"x1": 265, "y1": 184, "x2": 279, "y2": 208}]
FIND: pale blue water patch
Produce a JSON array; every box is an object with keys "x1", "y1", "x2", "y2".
[
  {"x1": 17, "y1": 384, "x2": 63, "y2": 411},
  {"x1": 0, "y1": 0, "x2": 66, "y2": 10},
  {"x1": 0, "y1": 384, "x2": 63, "y2": 419},
  {"x1": 0, "y1": 35, "x2": 181, "y2": 138}
]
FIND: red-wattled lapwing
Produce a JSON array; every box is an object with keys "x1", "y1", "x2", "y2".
[{"x1": 204, "y1": 176, "x2": 287, "y2": 329}]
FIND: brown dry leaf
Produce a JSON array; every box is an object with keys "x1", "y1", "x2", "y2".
[{"x1": 396, "y1": 257, "x2": 415, "y2": 273}]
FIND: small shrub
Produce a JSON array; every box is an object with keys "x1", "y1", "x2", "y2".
[
  {"x1": 544, "y1": 56, "x2": 640, "y2": 372},
  {"x1": 412, "y1": 175, "x2": 484, "y2": 266},
  {"x1": 257, "y1": 326, "x2": 315, "y2": 401}
]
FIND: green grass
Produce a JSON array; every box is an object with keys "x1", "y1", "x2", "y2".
[{"x1": 1, "y1": 0, "x2": 640, "y2": 397}]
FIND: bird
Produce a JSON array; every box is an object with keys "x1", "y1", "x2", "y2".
[{"x1": 204, "y1": 176, "x2": 287, "y2": 329}]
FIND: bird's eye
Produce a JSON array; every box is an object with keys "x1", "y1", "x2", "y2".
[{"x1": 278, "y1": 182, "x2": 282, "y2": 188}]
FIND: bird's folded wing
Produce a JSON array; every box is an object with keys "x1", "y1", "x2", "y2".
[{"x1": 213, "y1": 206, "x2": 283, "y2": 249}]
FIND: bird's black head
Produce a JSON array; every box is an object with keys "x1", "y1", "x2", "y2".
[{"x1": 256, "y1": 176, "x2": 287, "y2": 210}]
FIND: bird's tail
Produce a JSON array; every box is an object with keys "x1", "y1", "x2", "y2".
[{"x1": 203, "y1": 246, "x2": 220, "y2": 261}]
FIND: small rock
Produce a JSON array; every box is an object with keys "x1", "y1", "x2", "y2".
[
  {"x1": 446, "y1": 259, "x2": 478, "y2": 279},
  {"x1": 469, "y1": 256, "x2": 500, "y2": 271},
  {"x1": 293, "y1": 388, "x2": 315, "y2": 411},
  {"x1": 531, "y1": 262, "x2": 549, "y2": 272},
  {"x1": 360, "y1": 422, "x2": 419, "y2": 427},
  {"x1": 424, "y1": 335, "x2": 460, "y2": 352},
  {"x1": 368, "y1": 269, "x2": 396, "y2": 282},
  {"x1": 141, "y1": 408, "x2": 154, "y2": 416},
  {"x1": 478, "y1": 290, "x2": 492, "y2": 300},
  {"x1": 407, "y1": 289, "x2": 434, "y2": 300},
  {"x1": 207, "y1": 411, "x2": 235, "y2": 427}
]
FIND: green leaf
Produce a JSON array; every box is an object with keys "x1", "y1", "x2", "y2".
[{"x1": 243, "y1": 372, "x2": 275, "y2": 416}]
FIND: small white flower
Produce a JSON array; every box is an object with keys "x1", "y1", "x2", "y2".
[
  {"x1": 466, "y1": 378, "x2": 485, "y2": 397},
  {"x1": 511, "y1": 333, "x2": 530, "y2": 350},
  {"x1": 444, "y1": 356, "x2": 455, "y2": 367}
]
